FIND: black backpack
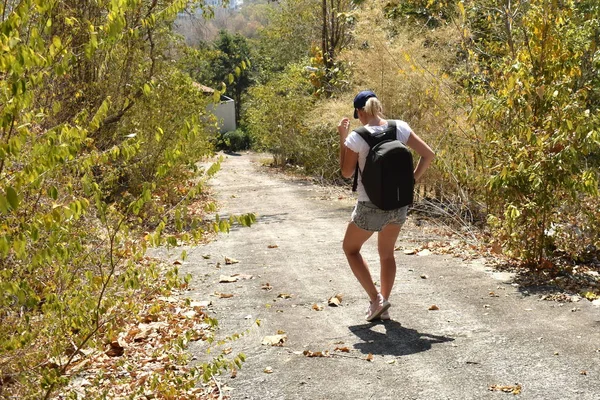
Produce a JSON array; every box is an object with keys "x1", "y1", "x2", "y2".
[{"x1": 352, "y1": 121, "x2": 414, "y2": 210}]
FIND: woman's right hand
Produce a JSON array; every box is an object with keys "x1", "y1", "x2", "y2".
[{"x1": 337, "y1": 117, "x2": 350, "y2": 139}]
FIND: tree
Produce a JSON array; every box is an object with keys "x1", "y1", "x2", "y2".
[
  {"x1": 0, "y1": 0, "x2": 253, "y2": 397},
  {"x1": 460, "y1": 0, "x2": 600, "y2": 264},
  {"x1": 212, "y1": 30, "x2": 253, "y2": 123}
]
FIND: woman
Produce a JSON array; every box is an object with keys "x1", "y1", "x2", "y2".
[{"x1": 338, "y1": 90, "x2": 435, "y2": 321}]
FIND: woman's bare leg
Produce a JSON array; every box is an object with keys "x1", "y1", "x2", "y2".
[
  {"x1": 377, "y1": 223, "x2": 402, "y2": 300},
  {"x1": 342, "y1": 222, "x2": 378, "y2": 302}
]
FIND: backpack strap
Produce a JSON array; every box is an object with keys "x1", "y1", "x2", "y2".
[{"x1": 351, "y1": 121, "x2": 397, "y2": 192}]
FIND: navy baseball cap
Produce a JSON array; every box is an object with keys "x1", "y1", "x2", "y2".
[{"x1": 353, "y1": 90, "x2": 377, "y2": 119}]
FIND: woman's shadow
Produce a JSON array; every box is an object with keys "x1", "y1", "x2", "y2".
[{"x1": 348, "y1": 320, "x2": 454, "y2": 356}]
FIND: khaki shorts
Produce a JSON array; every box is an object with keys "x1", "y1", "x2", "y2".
[{"x1": 351, "y1": 202, "x2": 408, "y2": 232}]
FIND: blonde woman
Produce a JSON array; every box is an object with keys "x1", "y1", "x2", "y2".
[{"x1": 338, "y1": 90, "x2": 435, "y2": 321}]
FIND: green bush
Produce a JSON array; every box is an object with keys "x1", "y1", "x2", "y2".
[
  {"x1": 245, "y1": 62, "x2": 314, "y2": 165},
  {"x1": 222, "y1": 129, "x2": 251, "y2": 151}
]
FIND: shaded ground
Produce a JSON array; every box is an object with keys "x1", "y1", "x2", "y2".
[{"x1": 165, "y1": 152, "x2": 600, "y2": 400}]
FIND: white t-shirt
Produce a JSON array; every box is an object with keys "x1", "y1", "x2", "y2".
[{"x1": 344, "y1": 120, "x2": 412, "y2": 202}]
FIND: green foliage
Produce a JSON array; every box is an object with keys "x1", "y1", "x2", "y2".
[
  {"x1": 383, "y1": 0, "x2": 456, "y2": 27},
  {"x1": 221, "y1": 129, "x2": 252, "y2": 152},
  {"x1": 245, "y1": 63, "x2": 314, "y2": 165},
  {"x1": 464, "y1": 0, "x2": 600, "y2": 264},
  {"x1": 253, "y1": 0, "x2": 322, "y2": 76},
  {"x1": 212, "y1": 30, "x2": 254, "y2": 123},
  {"x1": 0, "y1": 0, "x2": 254, "y2": 397},
  {"x1": 179, "y1": 30, "x2": 253, "y2": 124}
]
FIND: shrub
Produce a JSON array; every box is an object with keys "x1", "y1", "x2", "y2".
[
  {"x1": 222, "y1": 129, "x2": 251, "y2": 152},
  {"x1": 245, "y1": 62, "x2": 314, "y2": 165},
  {"x1": 0, "y1": 1, "x2": 255, "y2": 398}
]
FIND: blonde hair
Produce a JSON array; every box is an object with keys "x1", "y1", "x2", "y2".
[{"x1": 362, "y1": 97, "x2": 384, "y2": 117}]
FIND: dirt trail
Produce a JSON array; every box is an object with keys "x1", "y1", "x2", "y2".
[{"x1": 174, "y1": 153, "x2": 599, "y2": 400}]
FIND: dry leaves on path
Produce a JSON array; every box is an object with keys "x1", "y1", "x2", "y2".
[
  {"x1": 489, "y1": 384, "x2": 522, "y2": 395},
  {"x1": 262, "y1": 334, "x2": 287, "y2": 347},
  {"x1": 219, "y1": 273, "x2": 253, "y2": 283},
  {"x1": 261, "y1": 282, "x2": 273, "y2": 291},
  {"x1": 219, "y1": 275, "x2": 238, "y2": 283},
  {"x1": 56, "y1": 295, "x2": 221, "y2": 399},
  {"x1": 303, "y1": 350, "x2": 330, "y2": 358},
  {"x1": 334, "y1": 346, "x2": 350, "y2": 353},
  {"x1": 328, "y1": 294, "x2": 343, "y2": 307}
]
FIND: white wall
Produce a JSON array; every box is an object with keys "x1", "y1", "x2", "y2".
[{"x1": 208, "y1": 97, "x2": 236, "y2": 134}]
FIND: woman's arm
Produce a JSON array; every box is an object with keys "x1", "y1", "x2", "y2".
[
  {"x1": 338, "y1": 117, "x2": 359, "y2": 178},
  {"x1": 406, "y1": 131, "x2": 435, "y2": 182}
]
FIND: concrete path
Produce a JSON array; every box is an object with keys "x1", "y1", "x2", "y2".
[{"x1": 178, "y1": 153, "x2": 599, "y2": 400}]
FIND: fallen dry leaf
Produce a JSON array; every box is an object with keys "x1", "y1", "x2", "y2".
[
  {"x1": 231, "y1": 369, "x2": 237, "y2": 378},
  {"x1": 261, "y1": 334, "x2": 287, "y2": 347},
  {"x1": 580, "y1": 370, "x2": 587, "y2": 375},
  {"x1": 277, "y1": 293, "x2": 292, "y2": 299},
  {"x1": 417, "y1": 249, "x2": 432, "y2": 256},
  {"x1": 261, "y1": 283, "x2": 273, "y2": 291},
  {"x1": 217, "y1": 293, "x2": 234, "y2": 299},
  {"x1": 224, "y1": 256, "x2": 239, "y2": 265},
  {"x1": 334, "y1": 346, "x2": 350, "y2": 353},
  {"x1": 172, "y1": 260, "x2": 182, "y2": 265},
  {"x1": 219, "y1": 275, "x2": 238, "y2": 283},
  {"x1": 429, "y1": 305, "x2": 440, "y2": 311},
  {"x1": 264, "y1": 367, "x2": 273, "y2": 374},
  {"x1": 105, "y1": 341, "x2": 124, "y2": 357},
  {"x1": 420, "y1": 274, "x2": 428, "y2": 279},
  {"x1": 267, "y1": 244, "x2": 278, "y2": 249},
  {"x1": 488, "y1": 384, "x2": 522, "y2": 395},
  {"x1": 328, "y1": 294, "x2": 343, "y2": 307},
  {"x1": 303, "y1": 350, "x2": 330, "y2": 358},
  {"x1": 366, "y1": 353, "x2": 374, "y2": 362},
  {"x1": 190, "y1": 300, "x2": 211, "y2": 308},
  {"x1": 312, "y1": 304, "x2": 324, "y2": 311}
]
